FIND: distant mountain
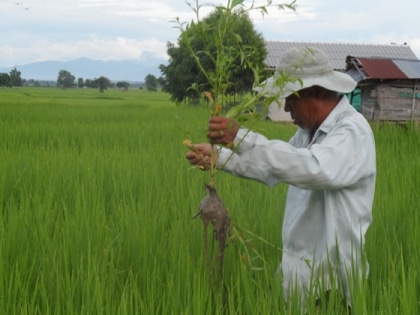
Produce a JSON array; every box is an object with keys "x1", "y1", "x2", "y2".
[{"x1": 0, "y1": 55, "x2": 168, "y2": 82}]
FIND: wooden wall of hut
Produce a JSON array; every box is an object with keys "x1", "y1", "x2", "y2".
[{"x1": 360, "y1": 81, "x2": 420, "y2": 121}]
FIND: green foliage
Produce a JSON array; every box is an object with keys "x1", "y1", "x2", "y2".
[
  {"x1": 56, "y1": 69, "x2": 76, "y2": 89},
  {"x1": 159, "y1": 41, "x2": 203, "y2": 102},
  {"x1": 159, "y1": 1, "x2": 270, "y2": 103},
  {"x1": 116, "y1": 80, "x2": 130, "y2": 91},
  {"x1": 96, "y1": 76, "x2": 111, "y2": 93},
  {"x1": 0, "y1": 72, "x2": 11, "y2": 87},
  {"x1": 9, "y1": 67, "x2": 23, "y2": 87},
  {"x1": 144, "y1": 73, "x2": 158, "y2": 91},
  {"x1": 77, "y1": 77, "x2": 84, "y2": 88},
  {"x1": 161, "y1": 0, "x2": 301, "y2": 126},
  {"x1": 84, "y1": 78, "x2": 97, "y2": 89},
  {"x1": 0, "y1": 88, "x2": 419, "y2": 314}
]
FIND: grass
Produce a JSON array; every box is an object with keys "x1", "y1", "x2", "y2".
[{"x1": 0, "y1": 87, "x2": 419, "y2": 314}]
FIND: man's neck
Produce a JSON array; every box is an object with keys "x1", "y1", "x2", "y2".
[{"x1": 309, "y1": 96, "x2": 341, "y2": 143}]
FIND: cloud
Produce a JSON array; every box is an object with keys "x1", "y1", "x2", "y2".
[
  {"x1": 1, "y1": 36, "x2": 168, "y2": 67},
  {"x1": 410, "y1": 39, "x2": 420, "y2": 58},
  {"x1": 249, "y1": 0, "x2": 420, "y2": 59},
  {"x1": 1, "y1": 0, "x2": 419, "y2": 68}
]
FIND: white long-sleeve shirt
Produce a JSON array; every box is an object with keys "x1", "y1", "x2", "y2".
[{"x1": 217, "y1": 96, "x2": 376, "y2": 304}]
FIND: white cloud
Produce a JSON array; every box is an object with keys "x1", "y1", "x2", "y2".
[
  {"x1": 410, "y1": 39, "x2": 420, "y2": 58},
  {"x1": 1, "y1": 36, "x2": 168, "y2": 67},
  {"x1": 1, "y1": 0, "x2": 420, "y2": 68}
]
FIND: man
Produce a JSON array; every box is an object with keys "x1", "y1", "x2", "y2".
[{"x1": 185, "y1": 47, "x2": 376, "y2": 307}]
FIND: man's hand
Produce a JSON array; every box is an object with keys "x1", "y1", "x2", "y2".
[
  {"x1": 185, "y1": 143, "x2": 218, "y2": 171},
  {"x1": 207, "y1": 116, "x2": 239, "y2": 146}
]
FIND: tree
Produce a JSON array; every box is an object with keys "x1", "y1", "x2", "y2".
[
  {"x1": 116, "y1": 81, "x2": 130, "y2": 91},
  {"x1": 9, "y1": 67, "x2": 23, "y2": 86},
  {"x1": 159, "y1": 7, "x2": 267, "y2": 103},
  {"x1": 77, "y1": 77, "x2": 84, "y2": 88},
  {"x1": 85, "y1": 79, "x2": 97, "y2": 89},
  {"x1": 57, "y1": 69, "x2": 75, "y2": 89},
  {"x1": 144, "y1": 74, "x2": 158, "y2": 91},
  {"x1": 95, "y1": 76, "x2": 111, "y2": 93},
  {"x1": 159, "y1": 42, "x2": 201, "y2": 102},
  {"x1": 0, "y1": 73, "x2": 11, "y2": 87}
]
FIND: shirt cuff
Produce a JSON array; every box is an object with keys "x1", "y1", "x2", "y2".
[
  {"x1": 234, "y1": 128, "x2": 256, "y2": 153},
  {"x1": 216, "y1": 128, "x2": 255, "y2": 169}
]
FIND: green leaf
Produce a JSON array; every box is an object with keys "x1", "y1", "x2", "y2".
[
  {"x1": 230, "y1": 0, "x2": 245, "y2": 9},
  {"x1": 225, "y1": 105, "x2": 241, "y2": 118}
]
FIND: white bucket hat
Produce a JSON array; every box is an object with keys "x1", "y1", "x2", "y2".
[{"x1": 256, "y1": 47, "x2": 357, "y2": 98}]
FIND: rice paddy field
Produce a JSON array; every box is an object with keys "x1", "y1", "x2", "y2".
[{"x1": 0, "y1": 87, "x2": 419, "y2": 314}]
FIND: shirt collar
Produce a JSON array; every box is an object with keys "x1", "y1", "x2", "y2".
[{"x1": 317, "y1": 96, "x2": 351, "y2": 134}]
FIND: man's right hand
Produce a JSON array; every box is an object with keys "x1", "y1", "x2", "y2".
[{"x1": 207, "y1": 116, "x2": 239, "y2": 146}]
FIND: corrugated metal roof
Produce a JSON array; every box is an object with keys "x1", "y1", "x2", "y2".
[
  {"x1": 393, "y1": 59, "x2": 420, "y2": 78},
  {"x1": 345, "y1": 57, "x2": 420, "y2": 81},
  {"x1": 357, "y1": 58, "x2": 407, "y2": 79},
  {"x1": 265, "y1": 41, "x2": 418, "y2": 71}
]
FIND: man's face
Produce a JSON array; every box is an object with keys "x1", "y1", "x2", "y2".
[{"x1": 284, "y1": 93, "x2": 318, "y2": 129}]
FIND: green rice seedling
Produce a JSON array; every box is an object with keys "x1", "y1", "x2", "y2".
[
  {"x1": 364, "y1": 122, "x2": 420, "y2": 315},
  {"x1": 1, "y1": 87, "x2": 420, "y2": 314}
]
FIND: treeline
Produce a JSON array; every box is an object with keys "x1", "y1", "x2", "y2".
[
  {"x1": 0, "y1": 67, "x2": 160, "y2": 92},
  {"x1": 0, "y1": 68, "x2": 23, "y2": 87}
]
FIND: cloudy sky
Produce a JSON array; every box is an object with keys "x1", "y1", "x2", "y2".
[{"x1": 1, "y1": 0, "x2": 419, "y2": 68}]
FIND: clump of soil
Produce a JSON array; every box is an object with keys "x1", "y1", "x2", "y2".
[{"x1": 193, "y1": 183, "x2": 230, "y2": 273}]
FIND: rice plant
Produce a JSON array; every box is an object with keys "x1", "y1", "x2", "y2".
[{"x1": 0, "y1": 87, "x2": 419, "y2": 314}]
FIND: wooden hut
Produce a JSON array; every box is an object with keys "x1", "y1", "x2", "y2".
[
  {"x1": 345, "y1": 57, "x2": 420, "y2": 121},
  {"x1": 263, "y1": 41, "x2": 418, "y2": 121}
]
